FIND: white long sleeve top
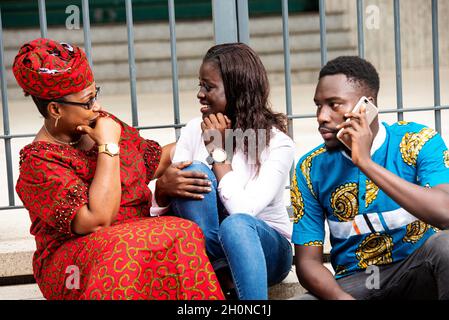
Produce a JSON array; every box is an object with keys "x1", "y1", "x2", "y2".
[{"x1": 172, "y1": 117, "x2": 294, "y2": 240}]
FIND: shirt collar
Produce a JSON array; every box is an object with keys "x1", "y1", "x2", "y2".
[
  {"x1": 371, "y1": 120, "x2": 387, "y2": 155},
  {"x1": 341, "y1": 120, "x2": 386, "y2": 160}
]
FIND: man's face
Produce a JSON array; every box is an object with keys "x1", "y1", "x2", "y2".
[{"x1": 314, "y1": 74, "x2": 364, "y2": 151}]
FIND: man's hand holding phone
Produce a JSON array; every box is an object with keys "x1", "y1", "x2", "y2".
[{"x1": 336, "y1": 96, "x2": 378, "y2": 167}]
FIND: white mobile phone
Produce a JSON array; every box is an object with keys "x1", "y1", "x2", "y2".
[{"x1": 336, "y1": 96, "x2": 378, "y2": 150}]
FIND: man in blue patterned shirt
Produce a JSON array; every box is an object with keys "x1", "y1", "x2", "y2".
[{"x1": 291, "y1": 56, "x2": 449, "y2": 299}]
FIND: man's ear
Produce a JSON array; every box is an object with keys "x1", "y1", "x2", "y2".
[
  {"x1": 47, "y1": 102, "x2": 61, "y2": 120},
  {"x1": 366, "y1": 96, "x2": 377, "y2": 107}
]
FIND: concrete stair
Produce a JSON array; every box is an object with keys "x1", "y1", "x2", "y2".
[
  {"x1": 2, "y1": 12, "x2": 356, "y2": 100},
  {"x1": 0, "y1": 239, "x2": 35, "y2": 278},
  {"x1": 0, "y1": 283, "x2": 44, "y2": 300}
]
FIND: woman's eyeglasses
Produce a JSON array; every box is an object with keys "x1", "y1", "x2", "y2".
[{"x1": 53, "y1": 87, "x2": 100, "y2": 110}]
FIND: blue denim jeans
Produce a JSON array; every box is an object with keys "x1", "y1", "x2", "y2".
[{"x1": 171, "y1": 161, "x2": 293, "y2": 300}]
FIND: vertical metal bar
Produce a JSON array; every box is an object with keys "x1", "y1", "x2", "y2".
[
  {"x1": 282, "y1": 0, "x2": 293, "y2": 140},
  {"x1": 168, "y1": 0, "x2": 181, "y2": 139},
  {"x1": 431, "y1": 0, "x2": 441, "y2": 134},
  {"x1": 125, "y1": 0, "x2": 138, "y2": 127},
  {"x1": 212, "y1": 0, "x2": 238, "y2": 44},
  {"x1": 319, "y1": 0, "x2": 327, "y2": 66},
  {"x1": 357, "y1": 0, "x2": 365, "y2": 58},
  {"x1": 236, "y1": 0, "x2": 250, "y2": 44},
  {"x1": 81, "y1": 0, "x2": 93, "y2": 67},
  {"x1": 282, "y1": 0, "x2": 294, "y2": 182},
  {"x1": 38, "y1": 0, "x2": 48, "y2": 38},
  {"x1": 0, "y1": 9, "x2": 15, "y2": 205},
  {"x1": 393, "y1": 0, "x2": 404, "y2": 121}
]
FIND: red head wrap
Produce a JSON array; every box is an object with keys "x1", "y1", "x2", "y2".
[{"x1": 12, "y1": 38, "x2": 94, "y2": 99}]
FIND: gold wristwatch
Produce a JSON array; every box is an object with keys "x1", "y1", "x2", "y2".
[{"x1": 98, "y1": 143, "x2": 120, "y2": 157}]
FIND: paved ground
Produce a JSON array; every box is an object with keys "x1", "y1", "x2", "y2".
[{"x1": 0, "y1": 67, "x2": 448, "y2": 299}]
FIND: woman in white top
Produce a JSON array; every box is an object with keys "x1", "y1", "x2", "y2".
[{"x1": 155, "y1": 43, "x2": 295, "y2": 300}]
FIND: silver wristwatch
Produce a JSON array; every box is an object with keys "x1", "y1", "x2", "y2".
[{"x1": 206, "y1": 147, "x2": 227, "y2": 165}]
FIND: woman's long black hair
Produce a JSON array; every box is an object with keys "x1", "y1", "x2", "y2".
[{"x1": 203, "y1": 43, "x2": 287, "y2": 172}]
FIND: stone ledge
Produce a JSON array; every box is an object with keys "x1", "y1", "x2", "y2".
[
  {"x1": 0, "y1": 239, "x2": 35, "y2": 278},
  {"x1": 2, "y1": 12, "x2": 347, "y2": 49},
  {"x1": 0, "y1": 283, "x2": 44, "y2": 300},
  {"x1": 268, "y1": 268, "x2": 306, "y2": 300}
]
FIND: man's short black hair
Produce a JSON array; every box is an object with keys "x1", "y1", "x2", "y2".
[{"x1": 319, "y1": 56, "x2": 380, "y2": 99}]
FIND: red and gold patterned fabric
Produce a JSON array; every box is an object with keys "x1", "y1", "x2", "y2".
[
  {"x1": 12, "y1": 38, "x2": 94, "y2": 99},
  {"x1": 16, "y1": 114, "x2": 224, "y2": 300}
]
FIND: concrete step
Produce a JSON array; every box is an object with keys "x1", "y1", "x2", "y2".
[
  {"x1": 0, "y1": 283, "x2": 44, "y2": 300},
  {"x1": 3, "y1": 29, "x2": 356, "y2": 88},
  {"x1": 2, "y1": 28, "x2": 353, "y2": 69},
  {"x1": 0, "y1": 239, "x2": 35, "y2": 278},
  {"x1": 268, "y1": 267, "x2": 306, "y2": 300},
  {"x1": 5, "y1": 45, "x2": 356, "y2": 99},
  {"x1": 24, "y1": 45, "x2": 355, "y2": 81},
  {"x1": 1, "y1": 12, "x2": 348, "y2": 49},
  {"x1": 0, "y1": 209, "x2": 35, "y2": 279},
  {"x1": 269, "y1": 263, "x2": 334, "y2": 300},
  {"x1": 2, "y1": 11, "x2": 356, "y2": 100}
]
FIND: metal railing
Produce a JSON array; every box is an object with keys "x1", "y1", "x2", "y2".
[
  {"x1": 0, "y1": 0, "x2": 447, "y2": 211},
  {"x1": 286, "y1": 0, "x2": 447, "y2": 134}
]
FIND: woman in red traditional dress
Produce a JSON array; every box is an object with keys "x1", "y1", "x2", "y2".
[{"x1": 12, "y1": 38, "x2": 224, "y2": 300}]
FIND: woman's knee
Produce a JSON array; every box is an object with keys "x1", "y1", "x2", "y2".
[
  {"x1": 175, "y1": 161, "x2": 217, "y2": 188},
  {"x1": 219, "y1": 213, "x2": 256, "y2": 234},
  {"x1": 182, "y1": 161, "x2": 214, "y2": 176},
  {"x1": 218, "y1": 214, "x2": 258, "y2": 245}
]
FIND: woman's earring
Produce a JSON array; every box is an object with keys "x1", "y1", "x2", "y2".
[{"x1": 55, "y1": 116, "x2": 60, "y2": 128}]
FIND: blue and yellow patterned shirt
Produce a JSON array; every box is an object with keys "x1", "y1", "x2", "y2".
[{"x1": 291, "y1": 121, "x2": 449, "y2": 278}]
